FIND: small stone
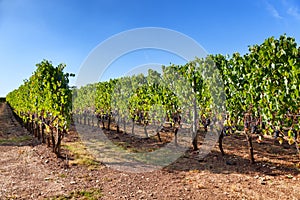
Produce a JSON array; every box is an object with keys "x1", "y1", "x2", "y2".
[
  {"x1": 137, "y1": 190, "x2": 143, "y2": 194},
  {"x1": 260, "y1": 180, "x2": 266, "y2": 185},
  {"x1": 70, "y1": 181, "x2": 76, "y2": 184},
  {"x1": 226, "y1": 160, "x2": 236, "y2": 165}
]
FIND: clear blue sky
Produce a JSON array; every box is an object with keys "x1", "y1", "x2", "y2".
[{"x1": 1, "y1": 0, "x2": 300, "y2": 97}]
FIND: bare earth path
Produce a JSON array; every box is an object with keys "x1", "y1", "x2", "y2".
[{"x1": 0, "y1": 102, "x2": 300, "y2": 199}]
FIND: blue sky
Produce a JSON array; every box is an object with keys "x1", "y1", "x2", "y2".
[{"x1": 0, "y1": 0, "x2": 300, "y2": 96}]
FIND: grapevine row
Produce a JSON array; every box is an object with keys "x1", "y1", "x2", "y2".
[
  {"x1": 73, "y1": 34, "x2": 300, "y2": 163},
  {"x1": 6, "y1": 60, "x2": 74, "y2": 156}
]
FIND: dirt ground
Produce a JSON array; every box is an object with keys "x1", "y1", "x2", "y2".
[{"x1": 0, "y1": 102, "x2": 300, "y2": 200}]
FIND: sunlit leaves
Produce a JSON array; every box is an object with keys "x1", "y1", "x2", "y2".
[
  {"x1": 7, "y1": 59, "x2": 73, "y2": 130},
  {"x1": 214, "y1": 34, "x2": 300, "y2": 132}
]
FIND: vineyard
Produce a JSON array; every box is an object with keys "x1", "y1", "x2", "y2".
[
  {"x1": 72, "y1": 35, "x2": 300, "y2": 164},
  {"x1": 2, "y1": 34, "x2": 300, "y2": 199}
]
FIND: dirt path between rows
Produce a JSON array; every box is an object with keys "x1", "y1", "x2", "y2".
[{"x1": 0, "y1": 102, "x2": 300, "y2": 199}]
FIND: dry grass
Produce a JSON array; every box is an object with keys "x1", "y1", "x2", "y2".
[
  {"x1": 62, "y1": 141, "x2": 100, "y2": 170},
  {"x1": 0, "y1": 135, "x2": 32, "y2": 144},
  {"x1": 51, "y1": 188, "x2": 103, "y2": 200}
]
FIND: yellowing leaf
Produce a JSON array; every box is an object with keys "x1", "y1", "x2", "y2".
[
  {"x1": 288, "y1": 138, "x2": 295, "y2": 145},
  {"x1": 45, "y1": 125, "x2": 51, "y2": 133},
  {"x1": 278, "y1": 137, "x2": 283, "y2": 145}
]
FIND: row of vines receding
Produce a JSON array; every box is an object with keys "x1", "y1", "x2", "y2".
[
  {"x1": 6, "y1": 60, "x2": 74, "y2": 156},
  {"x1": 72, "y1": 34, "x2": 300, "y2": 164}
]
